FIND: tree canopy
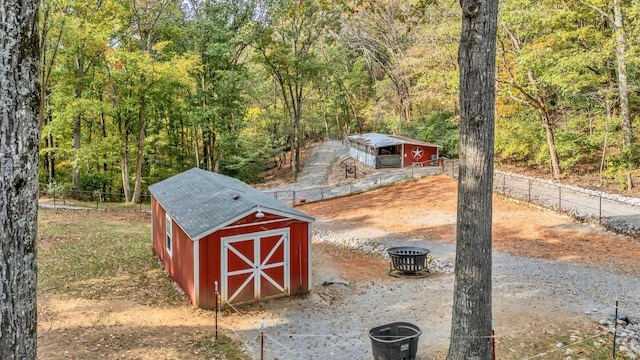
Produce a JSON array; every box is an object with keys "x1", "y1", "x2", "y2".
[{"x1": 38, "y1": 0, "x2": 640, "y2": 198}]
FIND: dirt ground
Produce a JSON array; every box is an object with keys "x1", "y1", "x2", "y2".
[
  {"x1": 215, "y1": 174, "x2": 640, "y2": 359},
  {"x1": 37, "y1": 174, "x2": 640, "y2": 359},
  {"x1": 302, "y1": 175, "x2": 640, "y2": 278}
]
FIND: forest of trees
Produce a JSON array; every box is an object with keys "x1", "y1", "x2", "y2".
[{"x1": 39, "y1": 0, "x2": 640, "y2": 202}]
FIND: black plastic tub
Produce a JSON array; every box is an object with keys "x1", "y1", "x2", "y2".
[
  {"x1": 387, "y1": 247, "x2": 430, "y2": 273},
  {"x1": 369, "y1": 322, "x2": 421, "y2": 360}
]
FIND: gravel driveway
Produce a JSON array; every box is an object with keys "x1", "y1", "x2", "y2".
[
  {"x1": 220, "y1": 221, "x2": 640, "y2": 359},
  {"x1": 219, "y1": 142, "x2": 640, "y2": 359}
]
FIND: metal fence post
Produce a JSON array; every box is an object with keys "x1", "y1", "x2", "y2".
[
  {"x1": 558, "y1": 187, "x2": 562, "y2": 209},
  {"x1": 599, "y1": 195, "x2": 602, "y2": 223},
  {"x1": 528, "y1": 179, "x2": 531, "y2": 202},
  {"x1": 293, "y1": 190, "x2": 296, "y2": 206},
  {"x1": 503, "y1": 174, "x2": 506, "y2": 192}
]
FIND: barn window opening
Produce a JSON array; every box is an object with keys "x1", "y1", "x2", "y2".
[
  {"x1": 379, "y1": 145, "x2": 399, "y2": 155},
  {"x1": 166, "y1": 214, "x2": 173, "y2": 256}
]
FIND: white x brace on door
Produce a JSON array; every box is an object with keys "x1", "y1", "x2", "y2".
[{"x1": 221, "y1": 229, "x2": 290, "y2": 304}]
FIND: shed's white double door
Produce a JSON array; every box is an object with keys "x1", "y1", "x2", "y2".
[{"x1": 221, "y1": 229, "x2": 290, "y2": 304}]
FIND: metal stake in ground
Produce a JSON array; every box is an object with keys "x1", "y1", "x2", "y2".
[
  {"x1": 214, "y1": 281, "x2": 219, "y2": 339},
  {"x1": 260, "y1": 321, "x2": 265, "y2": 360},
  {"x1": 613, "y1": 298, "x2": 619, "y2": 358}
]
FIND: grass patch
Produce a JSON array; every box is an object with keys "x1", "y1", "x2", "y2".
[
  {"x1": 194, "y1": 334, "x2": 252, "y2": 360},
  {"x1": 498, "y1": 331, "x2": 632, "y2": 359},
  {"x1": 38, "y1": 208, "x2": 252, "y2": 359},
  {"x1": 38, "y1": 208, "x2": 181, "y2": 305}
]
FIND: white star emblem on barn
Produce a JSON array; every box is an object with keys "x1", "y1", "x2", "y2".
[{"x1": 411, "y1": 147, "x2": 424, "y2": 159}]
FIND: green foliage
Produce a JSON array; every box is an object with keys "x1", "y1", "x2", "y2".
[
  {"x1": 195, "y1": 333, "x2": 252, "y2": 360},
  {"x1": 79, "y1": 171, "x2": 108, "y2": 192},
  {"x1": 220, "y1": 128, "x2": 272, "y2": 183},
  {"x1": 37, "y1": 0, "x2": 640, "y2": 190},
  {"x1": 495, "y1": 111, "x2": 544, "y2": 166},
  {"x1": 612, "y1": 144, "x2": 640, "y2": 170},
  {"x1": 552, "y1": 114, "x2": 601, "y2": 171},
  {"x1": 413, "y1": 111, "x2": 459, "y2": 158}
]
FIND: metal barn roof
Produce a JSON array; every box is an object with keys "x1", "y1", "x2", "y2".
[
  {"x1": 148, "y1": 168, "x2": 314, "y2": 240},
  {"x1": 347, "y1": 133, "x2": 441, "y2": 148}
]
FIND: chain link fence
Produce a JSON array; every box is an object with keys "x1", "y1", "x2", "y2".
[
  {"x1": 266, "y1": 156, "x2": 640, "y2": 237},
  {"x1": 38, "y1": 158, "x2": 640, "y2": 238},
  {"x1": 492, "y1": 170, "x2": 640, "y2": 236},
  {"x1": 38, "y1": 187, "x2": 151, "y2": 211},
  {"x1": 262, "y1": 164, "x2": 445, "y2": 205}
]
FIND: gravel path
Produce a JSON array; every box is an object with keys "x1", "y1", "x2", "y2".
[
  {"x1": 236, "y1": 141, "x2": 640, "y2": 359},
  {"x1": 223, "y1": 223, "x2": 640, "y2": 359},
  {"x1": 496, "y1": 171, "x2": 640, "y2": 237},
  {"x1": 268, "y1": 140, "x2": 342, "y2": 191}
]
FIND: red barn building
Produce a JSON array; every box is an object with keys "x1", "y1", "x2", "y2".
[
  {"x1": 148, "y1": 168, "x2": 314, "y2": 309},
  {"x1": 346, "y1": 133, "x2": 441, "y2": 168}
]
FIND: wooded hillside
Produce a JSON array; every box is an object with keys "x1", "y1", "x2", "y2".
[{"x1": 39, "y1": 0, "x2": 640, "y2": 201}]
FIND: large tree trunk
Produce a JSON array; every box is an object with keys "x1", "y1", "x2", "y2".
[
  {"x1": 0, "y1": 0, "x2": 40, "y2": 357},
  {"x1": 448, "y1": 0, "x2": 498, "y2": 359},
  {"x1": 613, "y1": 0, "x2": 631, "y2": 148}
]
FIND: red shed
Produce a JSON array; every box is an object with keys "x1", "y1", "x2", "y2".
[
  {"x1": 346, "y1": 133, "x2": 441, "y2": 168},
  {"x1": 148, "y1": 168, "x2": 314, "y2": 309}
]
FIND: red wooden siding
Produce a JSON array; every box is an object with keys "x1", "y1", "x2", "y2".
[
  {"x1": 196, "y1": 214, "x2": 310, "y2": 309},
  {"x1": 169, "y1": 223, "x2": 195, "y2": 302},
  {"x1": 151, "y1": 197, "x2": 165, "y2": 259},
  {"x1": 151, "y1": 196, "x2": 195, "y2": 304},
  {"x1": 401, "y1": 143, "x2": 438, "y2": 167}
]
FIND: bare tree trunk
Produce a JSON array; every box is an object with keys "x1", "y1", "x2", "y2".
[
  {"x1": 600, "y1": 97, "x2": 614, "y2": 183},
  {"x1": 500, "y1": 27, "x2": 562, "y2": 180},
  {"x1": 72, "y1": 60, "x2": 86, "y2": 192},
  {"x1": 541, "y1": 112, "x2": 561, "y2": 180},
  {"x1": 577, "y1": 0, "x2": 632, "y2": 147},
  {"x1": 448, "y1": 0, "x2": 497, "y2": 359},
  {"x1": 0, "y1": 0, "x2": 40, "y2": 357},
  {"x1": 203, "y1": 130, "x2": 215, "y2": 172},
  {"x1": 120, "y1": 140, "x2": 131, "y2": 202},
  {"x1": 613, "y1": 0, "x2": 631, "y2": 148},
  {"x1": 132, "y1": 98, "x2": 146, "y2": 204},
  {"x1": 322, "y1": 102, "x2": 329, "y2": 140},
  {"x1": 193, "y1": 128, "x2": 200, "y2": 167}
]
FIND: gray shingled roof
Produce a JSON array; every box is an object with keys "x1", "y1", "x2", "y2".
[
  {"x1": 148, "y1": 168, "x2": 313, "y2": 240},
  {"x1": 347, "y1": 133, "x2": 441, "y2": 148}
]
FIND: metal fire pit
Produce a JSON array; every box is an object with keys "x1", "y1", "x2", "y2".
[{"x1": 387, "y1": 247, "x2": 431, "y2": 278}]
